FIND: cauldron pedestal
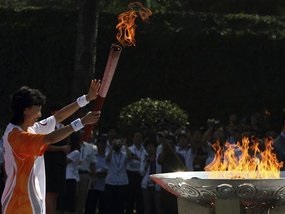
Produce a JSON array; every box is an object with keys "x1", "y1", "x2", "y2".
[
  {"x1": 177, "y1": 197, "x2": 285, "y2": 214},
  {"x1": 150, "y1": 171, "x2": 285, "y2": 214},
  {"x1": 178, "y1": 198, "x2": 242, "y2": 214},
  {"x1": 177, "y1": 197, "x2": 214, "y2": 214}
]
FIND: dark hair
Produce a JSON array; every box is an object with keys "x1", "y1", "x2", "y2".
[{"x1": 10, "y1": 86, "x2": 46, "y2": 125}]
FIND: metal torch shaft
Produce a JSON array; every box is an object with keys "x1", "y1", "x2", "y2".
[{"x1": 83, "y1": 43, "x2": 122, "y2": 141}]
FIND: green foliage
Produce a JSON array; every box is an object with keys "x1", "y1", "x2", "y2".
[
  {"x1": 117, "y1": 98, "x2": 188, "y2": 132},
  {"x1": 157, "y1": 12, "x2": 285, "y2": 40},
  {"x1": 0, "y1": 0, "x2": 76, "y2": 10},
  {"x1": 99, "y1": 0, "x2": 127, "y2": 13},
  {"x1": 2, "y1": 0, "x2": 285, "y2": 15},
  {"x1": 202, "y1": 13, "x2": 285, "y2": 39},
  {"x1": 0, "y1": 8, "x2": 285, "y2": 130}
]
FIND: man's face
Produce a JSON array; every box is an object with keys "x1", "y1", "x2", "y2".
[{"x1": 24, "y1": 105, "x2": 42, "y2": 126}]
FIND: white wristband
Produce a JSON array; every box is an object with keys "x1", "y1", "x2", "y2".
[
  {"x1": 71, "y1": 118, "x2": 84, "y2": 132},
  {"x1": 77, "y1": 95, "x2": 89, "y2": 107}
]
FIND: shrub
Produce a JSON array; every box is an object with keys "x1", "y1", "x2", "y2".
[{"x1": 117, "y1": 98, "x2": 188, "y2": 132}]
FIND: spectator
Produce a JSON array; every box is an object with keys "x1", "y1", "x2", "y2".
[
  {"x1": 126, "y1": 131, "x2": 146, "y2": 214},
  {"x1": 175, "y1": 133, "x2": 193, "y2": 171},
  {"x1": 140, "y1": 136, "x2": 161, "y2": 214},
  {"x1": 45, "y1": 104, "x2": 71, "y2": 214},
  {"x1": 104, "y1": 138, "x2": 131, "y2": 214},
  {"x1": 84, "y1": 136, "x2": 108, "y2": 214},
  {"x1": 202, "y1": 119, "x2": 224, "y2": 165},
  {"x1": 156, "y1": 130, "x2": 169, "y2": 162},
  {"x1": 249, "y1": 112, "x2": 265, "y2": 139},
  {"x1": 57, "y1": 132, "x2": 81, "y2": 214},
  {"x1": 105, "y1": 128, "x2": 118, "y2": 154},
  {"x1": 191, "y1": 128, "x2": 208, "y2": 171},
  {"x1": 76, "y1": 130, "x2": 97, "y2": 214},
  {"x1": 225, "y1": 113, "x2": 240, "y2": 135},
  {"x1": 157, "y1": 133, "x2": 185, "y2": 214}
]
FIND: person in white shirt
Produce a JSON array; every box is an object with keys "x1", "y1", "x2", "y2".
[
  {"x1": 175, "y1": 133, "x2": 194, "y2": 171},
  {"x1": 104, "y1": 138, "x2": 131, "y2": 214},
  {"x1": 76, "y1": 131, "x2": 97, "y2": 214},
  {"x1": 105, "y1": 128, "x2": 118, "y2": 154},
  {"x1": 44, "y1": 80, "x2": 100, "y2": 214},
  {"x1": 140, "y1": 136, "x2": 161, "y2": 214},
  {"x1": 57, "y1": 132, "x2": 81, "y2": 214},
  {"x1": 157, "y1": 133, "x2": 185, "y2": 214},
  {"x1": 45, "y1": 104, "x2": 71, "y2": 214},
  {"x1": 84, "y1": 136, "x2": 108, "y2": 214},
  {"x1": 126, "y1": 131, "x2": 146, "y2": 214}
]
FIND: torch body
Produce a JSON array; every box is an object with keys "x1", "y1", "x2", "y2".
[{"x1": 83, "y1": 44, "x2": 122, "y2": 141}]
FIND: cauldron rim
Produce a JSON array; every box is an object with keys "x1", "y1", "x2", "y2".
[{"x1": 150, "y1": 171, "x2": 285, "y2": 181}]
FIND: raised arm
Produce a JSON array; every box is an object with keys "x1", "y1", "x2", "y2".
[
  {"x1": 44, "y1": 111, "x2": 100, "y2": 145},
  {"x1": 54, "y1": 79, "x2": 101, "y2": 123}
]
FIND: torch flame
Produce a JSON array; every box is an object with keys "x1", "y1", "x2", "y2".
[
  {"x1": 204, "y1": 137, "x2": 283, "y2": 179},
  {"x1": 116, "y1": 2, "x2": 152, "y2": 47}
]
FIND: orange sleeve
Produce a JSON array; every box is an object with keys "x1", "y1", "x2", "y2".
[{"x1": 8, "y1": 128, "x2": 47, "y2": 158}]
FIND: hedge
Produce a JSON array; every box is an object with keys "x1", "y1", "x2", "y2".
[{"x1": 0, "y1": 8, "x2": 285, "y2": 131}]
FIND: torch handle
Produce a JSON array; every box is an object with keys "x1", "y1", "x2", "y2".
[
  {"x1": 82, "y1": 43, "x2": 122, "y2": 142},
  {"x1": 92, "y1": 95, "x2": 105, "y2": 111},
  {"x1": 83, "y1": 95, "x2": 105, "y2": 141}
]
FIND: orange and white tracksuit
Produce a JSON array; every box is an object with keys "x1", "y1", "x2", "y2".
[{"x1": 1, "y1": 116, "x2": 56, "y2": 214}]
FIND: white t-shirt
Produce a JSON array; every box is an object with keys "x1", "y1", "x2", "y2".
[
  {"x1": 66, "y1": 150, "x2": 80, "y2": 181},
  {"x1": 175, "y1": 146, "x2": 194, "y2": 171},
  {"x1": 105, "y1": 151, "x2": 128, "y2": 185},
  {"x1": 127, "y1": 144, "x2": 146, "y2": 172},
  {"x1": 2, "y1": 116, "x2": 56, "y2": 214},
  {"x1": 92, "y1": 154, "x2": 107, "y2": 191},
  {"x1": 78, "y1": 142, "x2": 97, "y2": 172}
]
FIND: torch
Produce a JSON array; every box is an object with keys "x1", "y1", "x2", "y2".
[
  {"x1": 83, "y1": 2, "x2": 152, "y2": 142},
  {"x1": 83, "y1": 44, "x2": 122, "y2": 141}
]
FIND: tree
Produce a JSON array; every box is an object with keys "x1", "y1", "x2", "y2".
[
  {"x1": 117, "y1": 98, "x2": 189, "y2": 133},
  {"x1": 72, "y1": 0, "x2": 100, "y2": 96}
]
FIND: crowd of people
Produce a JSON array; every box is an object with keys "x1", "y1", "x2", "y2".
[
  {"x1": 55, "y1": 109, "x2": 285, "y2": 214},
  {"x1": 0, "y1": 79, "x2": 285, "y2": 214}
]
